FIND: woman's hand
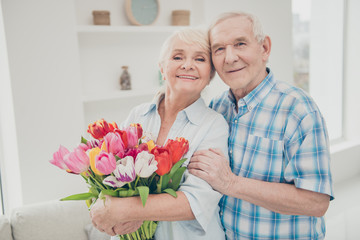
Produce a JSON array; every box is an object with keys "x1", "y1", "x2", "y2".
[
  {"x1": 90, "y1": 195, "x2": 119, "y2": 236},
  {"x1": 112, "y1": 221, "x2": 144, "y2": 235},
  {"x1": 90, "y1": 195, "x2": 143, "y2": 236}
]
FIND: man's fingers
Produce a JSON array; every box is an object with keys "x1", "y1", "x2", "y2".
[
  {"x1": 209, "y1": 148, "x2": 226, "y2": 157},
  {"x1": 188, "y1": 168, "x2": 210, "y2": 180}
]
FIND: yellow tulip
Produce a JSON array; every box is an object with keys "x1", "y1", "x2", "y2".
[
  {"x1": 146, "y1": 140, "x2": 156, "y2": 152},
  {"x1": 89, "y1": 147, "x2": 103, "y2": 175}
]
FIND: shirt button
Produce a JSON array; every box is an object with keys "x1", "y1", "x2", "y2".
[
  {"x1": 229, "y1": 149, "x2": 232, "y2": 154},
  {"x1": 234, "y1": 119, "x2": 238, "y2": 123},
  {"x1": 220, "y1": 211, "x2": 223, "y2": 216}
]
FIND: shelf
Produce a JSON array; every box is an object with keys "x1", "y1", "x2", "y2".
[
  {"x1": 82, "y1": 88, "x2": 160, "y2": 103},
  {"x1": 77, "y1": 25, "x2": 186, "y2": 34}
]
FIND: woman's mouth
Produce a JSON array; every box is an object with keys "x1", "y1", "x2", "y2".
[{"x1": 176, "y1": 75, "x2": 198, "y2": 80}]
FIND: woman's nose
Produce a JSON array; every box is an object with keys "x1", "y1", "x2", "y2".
[
  {"x1": 225, "y1": 46, "x2": 239, "y2": 64},
  {"x1": 181, "y1": 59, "x2": 194, "y2": 70}
]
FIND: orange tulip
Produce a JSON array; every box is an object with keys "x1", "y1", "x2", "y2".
[
  {"x1": 87, "y1": 119, "x2": 118, "y2": 140},
  {"x1": 151, "y1": 147, "x2": 172, "y2": 176},
  {"x1": 165, "y1": 137, "x2": 189, "y2": 164}
]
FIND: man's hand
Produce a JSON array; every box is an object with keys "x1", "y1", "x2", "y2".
[{"x1": 188, "y1": 148, "x2": 235, "y2": 195}]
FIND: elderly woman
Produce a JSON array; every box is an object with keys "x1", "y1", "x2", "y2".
[{"x1": 90, "y1": 28, "x2": 228, "y2": 240}]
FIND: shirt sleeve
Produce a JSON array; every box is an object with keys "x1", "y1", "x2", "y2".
[
  {"x1": 179, "y1": 114, "x2": 229, "y2": 234},
  {"x1": 284, "y1": 110, "x2": 334, "y2": 200}
]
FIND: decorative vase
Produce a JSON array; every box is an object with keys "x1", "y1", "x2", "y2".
[{"x1": 120, "y1": 66, "x2": 132, "y2": 90}]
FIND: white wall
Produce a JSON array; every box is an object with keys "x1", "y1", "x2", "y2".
[
  {"x1": 0, "y1": 1, "x2": 23, "y2": 212},
  {"x1": 0, "y1": 0, "x2": 298, "y2": 209},
  {"x1": 2, "y1": 0, "x2": 85, "y2": 208}
]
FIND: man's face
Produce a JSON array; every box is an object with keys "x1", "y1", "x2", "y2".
[{"x1": 210, "y1": 16, "x2": 270, "y2": 98}]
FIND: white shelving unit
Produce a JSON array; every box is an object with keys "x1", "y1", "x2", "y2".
[{"x1": 76, "y1": 24, "x2": 180, "y2": 124}]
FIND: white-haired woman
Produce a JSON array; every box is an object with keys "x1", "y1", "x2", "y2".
[{"x1": 90, "y1": 28, "x2": 228, "y2": 240}]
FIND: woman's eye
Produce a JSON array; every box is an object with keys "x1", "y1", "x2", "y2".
[
  {"x1": 235, "y1": 42, "x2": 245, "y2": 47},
  {"x1": 173, "y1": 56, "x2": 182, "y2": 60},
  {"x1": 195, "y1": 58, "x2": 205, "y2": 62}
]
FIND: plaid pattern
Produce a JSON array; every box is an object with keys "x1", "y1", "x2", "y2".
[{"x1": 210, "y1": 69, "x2": 334, "y2": 239}]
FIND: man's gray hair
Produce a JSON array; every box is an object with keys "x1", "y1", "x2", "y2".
[{"x1": 208, "y1": 12, "x2": 266, "y2": 43}]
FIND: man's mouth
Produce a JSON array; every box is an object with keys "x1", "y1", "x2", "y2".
[
  {"x1": 226, "y1": 66, "x2": 245, "y2": 73},
  {"x1": 176, "y1": 75, "x2": 198, "y2": 80}
]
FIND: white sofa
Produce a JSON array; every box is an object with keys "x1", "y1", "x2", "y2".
[{"x1": 0, "y1": 200, "x2": 111, "y2": 240}]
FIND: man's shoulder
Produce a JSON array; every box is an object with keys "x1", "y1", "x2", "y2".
[
  {"x1": 209, "y1": 90, "x2": 230, "y2": 109},
  {"x1": 272, "y1": 81, "x2": 320, "y2": 114}
]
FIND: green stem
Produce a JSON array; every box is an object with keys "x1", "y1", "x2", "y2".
[
  {"x1": 134, "y1": 176, "x2": 140, "y2": 188},
  {"x1": 156, "y1": 176, "x2": 162, "y2": 193},
  {"x1": 127, "y1": 182, "x2": 133, "y2": 191}
]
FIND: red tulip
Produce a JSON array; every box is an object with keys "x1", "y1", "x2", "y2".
[
  {"x1": 151, "y1": 147, "x2": 172, "y2": 176},
  {"x1": 114, "y1": 129, "x2": 128, "y2": 149},
  {"x1": 131, "y1": 123, "x2": 143, "y2": 139},
  {"x1": 87, "y1": 119, "x2": 118, "y2": 140},
  {"x1": 165, "y1": 137, "x2": 189, "y2": 164}
]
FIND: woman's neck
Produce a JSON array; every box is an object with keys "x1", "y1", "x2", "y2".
[{"x1": 156, "y1": 90, "x2": 200, "y2": 146}]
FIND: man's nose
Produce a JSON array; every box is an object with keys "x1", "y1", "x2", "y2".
[{"x1": 225, "y1": 46, "x2": 239, "y2": 64}]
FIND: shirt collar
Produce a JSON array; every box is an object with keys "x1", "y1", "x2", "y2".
[
  {"x1": 227, "y1": 68, "x2": 275, "y2": 111},
  {"x1": 140, "y1": 92, "x2": 205, "y2": 126}
]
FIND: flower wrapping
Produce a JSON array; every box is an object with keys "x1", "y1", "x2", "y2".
[{"x1": 50, "y1": 119, "x2": 189, "y2": 240}]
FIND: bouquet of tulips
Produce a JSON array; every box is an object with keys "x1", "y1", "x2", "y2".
[{"x1": 50, "y1": 119, "x2": 189, "y2": 240}]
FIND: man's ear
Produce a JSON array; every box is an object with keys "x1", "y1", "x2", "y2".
[{"x1": 262, "y1": 36, "x2": 271, "y2": 62}]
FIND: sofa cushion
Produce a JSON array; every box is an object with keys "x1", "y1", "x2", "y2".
[
  {"x1": 0, "y1": 214, "x2": 13, "y2": 240},
  {"x1": 11, "y1": 200, "x2": 91, "y2": 240}
]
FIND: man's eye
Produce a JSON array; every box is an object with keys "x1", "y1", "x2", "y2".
[
  {"x1": 235, "y1": 42, "x2": 245, "y2": 47},
  {"x1": 196, "y1": 58, "x2": 205, "y2": 62},
  {"x1": 173, "y1": 56, "x2": 182, "y2": 60},
  {"x1": 214, "y1": 47, "x2": 224, "y2": 54}
]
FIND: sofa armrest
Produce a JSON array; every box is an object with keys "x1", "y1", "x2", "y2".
[
  {"x1": 11, "y1": 200, "x2": 91, "y2": 240},
  {"x1": 0, "y1": 214, "x2": 13, "y2": 240}
]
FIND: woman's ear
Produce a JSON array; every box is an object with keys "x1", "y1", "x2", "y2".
[{"x1": 159, "y1": 63, "x2": 166, "y2": 80}]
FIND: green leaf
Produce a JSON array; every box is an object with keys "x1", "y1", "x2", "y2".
[
  {"x1": 81, "y1": 136, "x2": 88, "y2": 144},
  {"x1": 100, "y1": 189, "x2": 118, "y2": 197},
  {"x1": 137, "y1": 186, "x2": 149, "y2": 207},
  {"x1": 163, "y1": 188, "x2": 177, "y2": 198},
  {"x1": 60, "y1": 192, "x2": 97, "y2": 201},
  {"x1": 169, "y1": 167, "x2": 186, "y2": 191},
  {"x1": 168, "y1": 158, "x2": 187, "y2": 179},
  {"x1": 161, "y1": 174, "x2": 170, "y2": 190}
]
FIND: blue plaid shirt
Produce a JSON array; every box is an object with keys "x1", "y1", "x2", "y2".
[{"x1": 210, "y1": 69, "x2": 334, "y2": 240}]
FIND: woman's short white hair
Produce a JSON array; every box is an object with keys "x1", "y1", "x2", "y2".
[
  {"x1": 208, "y1": 12, "x2": 266, "y2": 43},
  {"x1": 158, "y1": 28, "x2": 216, "y2": 80}
]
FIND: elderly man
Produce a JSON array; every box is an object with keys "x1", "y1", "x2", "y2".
[{"x1": 188, "y1": 12, "x2": 334, "y2": 240}]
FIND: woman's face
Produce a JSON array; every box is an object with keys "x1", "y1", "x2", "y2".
[{"x1": 161, "y1": 37, "x2": 212, "y2": 98}]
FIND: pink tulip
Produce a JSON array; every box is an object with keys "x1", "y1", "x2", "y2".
[
  {"x1": 103, "y1": 132, "x2": 125, "y2": 158},
  {"x1": 125, "y1": 125, "x2": 140, "y2": 148},
  {"x1": 78, "y1": 143, "x2": 90, "y2": 152},
  {"x1": 50, "y1": 145, "x2": 70, "y2": 170},
  {"x1": 63, "y1": 147, "x2": 89, "y2": 174},
  {"x1": 95, "y1": 151, "x2": 116, "y2": 175}
]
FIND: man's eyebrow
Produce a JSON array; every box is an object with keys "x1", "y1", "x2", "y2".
[{"x1": 211, "y1": 37, "x2": 248, "y2": 50}]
